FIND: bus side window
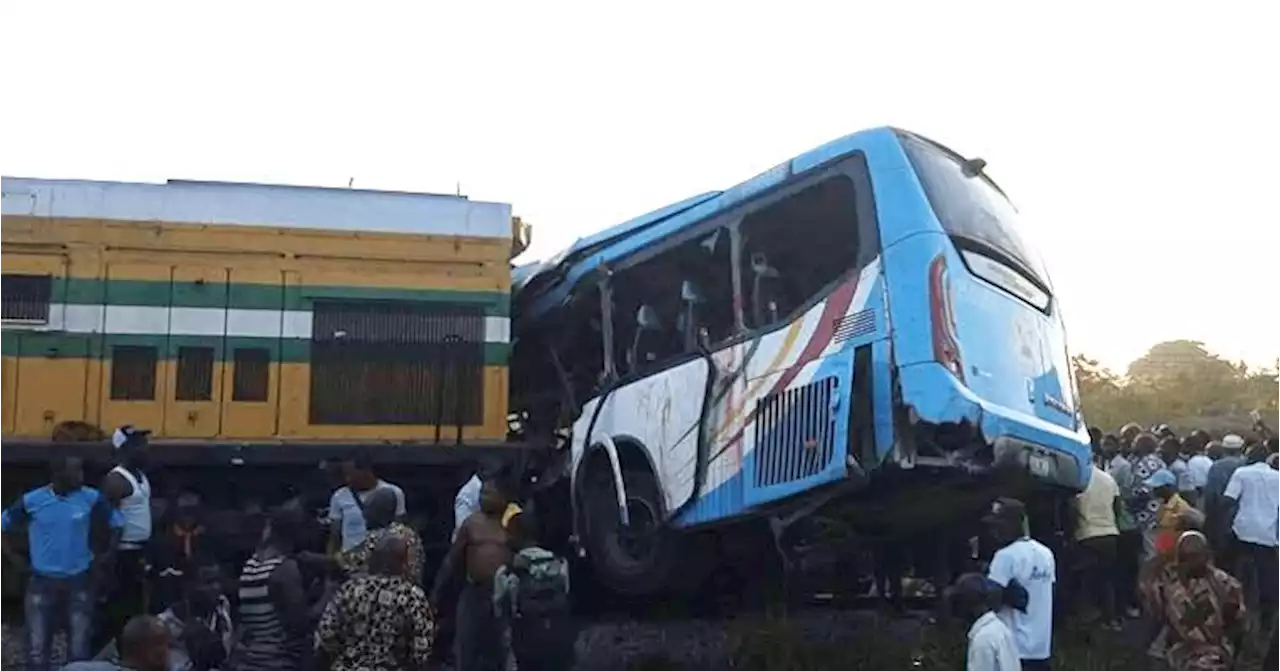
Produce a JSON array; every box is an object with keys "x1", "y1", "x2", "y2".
[
  {"x1": 608, "y1": 227, "x2": 735, "y2": 376},
  {"x1": 552, "y1": 285, "x2": 607, "y2": 396},
  {"x1": 738, "y1": 176, "x2": 861, "y2": 331}
]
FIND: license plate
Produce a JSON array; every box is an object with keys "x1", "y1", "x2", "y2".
[{"x1": 1028, "y1": 453, "x2": 1052, "y2": 477}]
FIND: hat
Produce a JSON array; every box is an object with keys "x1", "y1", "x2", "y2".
[
  {"x1": 112, "y1": 425, "x2": 152, "y2": 450},
  {"x1": 947, "y1": 573, "x2": 1003, "y2": 606},
  {"x1": 1143, "y1": 469, "x2": 1177, "y2": 489},
  {"x1": 1222, "y1": 434, "x2": 1245, "y2": 450},
  {"x1": 982, "y1": 497, "x2": 1027, "y2": 526}
]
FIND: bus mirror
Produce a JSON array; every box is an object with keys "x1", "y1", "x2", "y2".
[
  {"x1": 681, "y1": 280, "x2": 705, "y2": 304},
  {"x1": 962, "y1": 157, "x2": 988, "y2": 178},
  {"x1": 635, "y1": 305, "x2": 662, "y2": 332}
]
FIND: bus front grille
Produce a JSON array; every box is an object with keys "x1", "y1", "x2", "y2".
[{"x1": 753, "y1": 377, "x2": 838, "y2": 487}]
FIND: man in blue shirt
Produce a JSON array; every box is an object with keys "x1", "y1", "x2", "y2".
[{"x1": 1, "y1": 456, "x2": 123, "y2": 671}]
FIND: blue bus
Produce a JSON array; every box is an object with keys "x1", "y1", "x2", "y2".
[{"x1": 511, "y1": 127, "x2": 1090, "y2": 596}]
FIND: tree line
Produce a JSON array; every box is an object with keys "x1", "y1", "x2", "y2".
[{"x1": 1074, "y1": 339, "x2": 1279, "y2": 436}]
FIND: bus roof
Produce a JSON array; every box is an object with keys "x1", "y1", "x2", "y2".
[{"x1": 517, "y1": 125, "x2": 903, "y2": 319}]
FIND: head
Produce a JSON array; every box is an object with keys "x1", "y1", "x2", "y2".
[
  {"x1": 1100, "y1": 434, "x2": 1121, "y2": 459},
  {"x1": 172, "y1": 490, "x2": 202, "y2": 529},
  {"x1": 1145, "y1": 469, "x2": 1178, "y2": 501},
  {"x1": 1088, "y1": 427, "x2": 1103, "y2": 452},
  {"x1": 342, "y1": 450, "x2": 378, "y2": 492},
  {"x1": 477, "y1": 458, "x2": 510, "y2": 483},
  {"x1": 113, "y1": 425, "x2": 152, "y2": 470},
  {"x1": 1246, "y1": 444, "x2": 1270, "y2": 465},
  {"x1": 479, "y1": 478, "x2": 508, "y2": 516},
  {"x1": 1175, "y1": 531, "x2": 1213, "y2": 579},
  {"x1": 1186, "y1": 429, "x2": 1211, "y2": 453},
  {"x1": 1120, "y1": 422, "x2": 1144, "y2": 448},
  {"x1": 261, "y1": 507, "x2": 306, "y2": 553},
  {"x1": 368, "y1": 534, "x2": 410, "y2": 578},
  {"x1": 1156, "y1": 424, "x2": 1177, "y2": 440},
  {"x1": 1158, "y1": 437, "x2": 1182, "y2": 465},
  {"x1": 182, "y1": 561, "x2": 224, "y2": 615},
  {"x1": 1132, "y1": 432, "x2": 1159, "y2": 457},
  {"x1": 49, "y1": 456, "x2": 85, "y2": 493},
  {"x1": 982, "y1": 498, "x2": 1027, "y2": 546},
  {"x1": 1222, "y1": 434, "x2": 1245, "y2": 457},
  {"x1": 948, "y1": 573, "x2": 1002, "y2": 623},
  {"x1": 363, "y1": 486, "x2": 399, "y2": 531},
  {"x1": 1176, "y1": 507, "x2": 1205, "y2": 533},
  {"x1": 1206, "y1": 441, "x2": 1224, "y2": 461},
  {"x1": 118, "y1": 615, "x2": 171, "y2": 671}
]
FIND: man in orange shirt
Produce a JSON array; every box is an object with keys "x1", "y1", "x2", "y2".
[{"x1": 1146, "y1": 470, "x2": 1200, "y2": 556}]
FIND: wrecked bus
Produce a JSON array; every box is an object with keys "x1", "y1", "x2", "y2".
[{"x1": 511, "y1": 127, "x2": 1091, "y2": 596}]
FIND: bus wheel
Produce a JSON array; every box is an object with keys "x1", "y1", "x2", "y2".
[{"x1": 582, "y1": 464, "x2": 677, "y2": 597}]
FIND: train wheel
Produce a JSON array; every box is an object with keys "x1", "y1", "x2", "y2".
[{"x1": 582, "y1": 464, "x2": 678, "y2": 597}]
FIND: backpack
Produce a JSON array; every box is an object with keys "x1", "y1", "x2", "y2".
[
  {"x1": 511, "y1": 548, "x2": 570, "y2": 619},
  {"x1": 509, "y1": 548, "x2": 575, "y2": 665}
]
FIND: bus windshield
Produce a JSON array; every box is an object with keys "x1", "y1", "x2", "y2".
[{"x1": 899, "y1": 133, "x2": 1051, "y2": 298}]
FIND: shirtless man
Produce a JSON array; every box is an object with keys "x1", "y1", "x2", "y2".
[{"x1": 431, "y1": 479, "x2": 512, "y2": 671}]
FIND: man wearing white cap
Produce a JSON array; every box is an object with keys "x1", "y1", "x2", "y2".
[
  {"x1": 100, "y1": 425, "x2": 155, "y2": 645},
  {"x1": 1202, "y1": 434, "x2": 1246, "y2": 558}
]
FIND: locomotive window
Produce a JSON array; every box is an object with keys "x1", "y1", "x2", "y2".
[
  {"x1": 110, "y1": 345, "x2": 158, "y2": 401},
  {"x1": 175, "y1": 346, "x2": 215, "y2": 401},
  {"x1": 232, "y1": 348, "x2": 271, "y2": 402},
  {"x1": 2, "y1": 274, "x2": 53, "y2": 323}
]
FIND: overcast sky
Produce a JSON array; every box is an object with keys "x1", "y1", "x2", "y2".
[{"x1": 4, "y1": 2, "x2": 1276, "y2": 371}]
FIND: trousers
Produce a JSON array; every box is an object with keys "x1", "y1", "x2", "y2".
[{"x1": 25, "y1": 572, "x2": 95, "y2": 671}]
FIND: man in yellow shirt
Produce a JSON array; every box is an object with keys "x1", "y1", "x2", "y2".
[{"x1": 1146, "y1": 469, "x2": 1201, "y2": 556}]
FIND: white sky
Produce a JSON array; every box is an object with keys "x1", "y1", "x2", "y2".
[{"x1": 4, "y1": 2, "x2": 1277, "y2": 372}]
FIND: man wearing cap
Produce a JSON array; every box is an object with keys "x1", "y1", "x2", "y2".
[
  {"x1": 1145, "y1": 469, "x2": 1197, "y2": 557},
  {"x1": 100, "y1": 425, "x2": 155, "y2": 644},
  {"x1": 1202, "y1": 434, "x2": 1246, "y2": 559},
  {"x1": 984, "y1": 497, "x2": 1056, "y2": 670},
  {"x1": 949, "y1": 573, "x2": 1020, "y2": 671}
]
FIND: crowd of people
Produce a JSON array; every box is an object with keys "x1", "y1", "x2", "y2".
[
  {"x1": 2, "y1": 419, "x2": 1276, "y2": 671},
  {"x1": 954, "y1": 422, "x2": 1279, "y2": 671},
  {"x1": 1, "y1": 428, "x2": 574, "y2": 671}
]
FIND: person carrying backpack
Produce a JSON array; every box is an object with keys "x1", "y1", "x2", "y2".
[{"x1": 493, "y1": 511, "x2": 575, "y2": 671}]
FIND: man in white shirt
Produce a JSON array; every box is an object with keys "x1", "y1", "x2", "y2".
[
  {"x1": 1223, "y1": 444, "x2": 1279, "y2": 625},
  {"x1": 985, "y1": 497, "x2": 1055, "y2": 670},
  {"x1": 1186, "y1": 444, "x2": 1214, "y2": 500},
  {"x1": 326, "y1": 451, "x2": 407, "y2": 554},
  {"x1": 950, "y1": 573, "x2": 1021, "y2": 671},
  {"x1": 1074, "y1": 463, "x2": 1121, "y2": 629}
]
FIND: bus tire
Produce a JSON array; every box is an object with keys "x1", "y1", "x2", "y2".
[{"x1": 581, "y1": 463, "x2": 677, "y2": 597}]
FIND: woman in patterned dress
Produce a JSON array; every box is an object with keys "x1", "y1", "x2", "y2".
[{"x1": 1144, "y1": 531, "x2": 1246, "y2": 670}]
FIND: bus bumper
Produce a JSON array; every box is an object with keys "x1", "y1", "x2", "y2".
[{"x1": 896, "y1": 363, "x2": 1090, "y2": 492}]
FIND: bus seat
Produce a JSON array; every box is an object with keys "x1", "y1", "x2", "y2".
[
  {"x1": 680, "y1": 279, "x2": 706, "y2": 352},
  {"x1": 629, "y1": 304, "x2": 666, "y2": 373},
  {"x1": 749, "y1": 252, "x2": 783, "y2": 326}
]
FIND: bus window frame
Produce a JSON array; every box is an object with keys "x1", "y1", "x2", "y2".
[{"x1": 590, "y1": 152, "x2": 881, "y2": 388}]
